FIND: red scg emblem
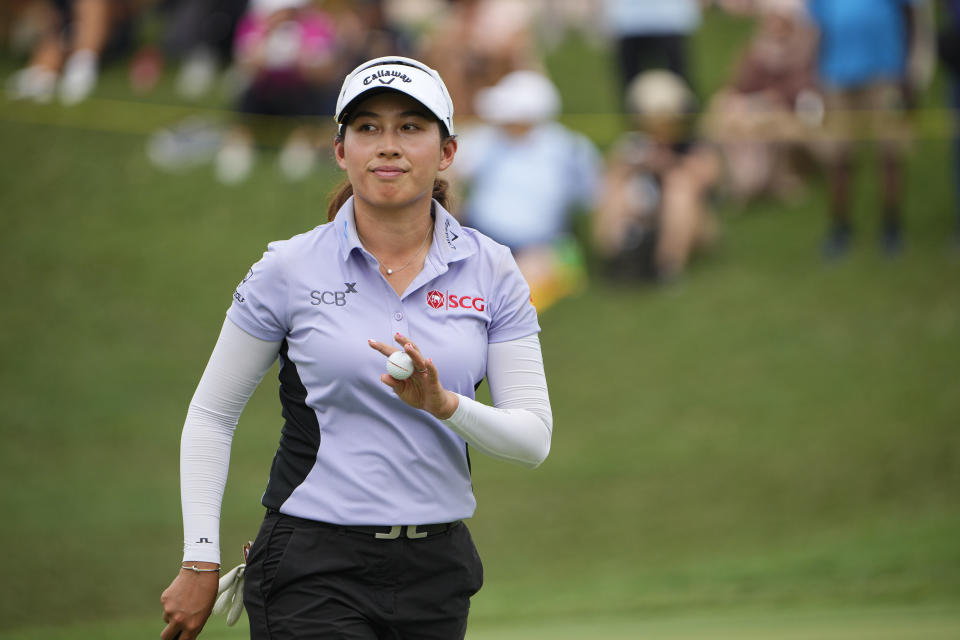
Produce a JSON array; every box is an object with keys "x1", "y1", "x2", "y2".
[{"x1": 426, "y1": 290, "x2": 445, "y2": 309}]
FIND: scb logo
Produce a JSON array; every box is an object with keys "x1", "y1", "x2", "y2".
[
  {"x1": 311, "y1": 291, "x2": 347, "y2": 306},
  {"x1": 311, "y1": 283, "x2": 358, "y2": 307},
  {"x1": 426, "y1": 290, "x2": 485, "y2": 312}
]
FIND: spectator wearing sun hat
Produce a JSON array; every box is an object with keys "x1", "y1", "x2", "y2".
[{"x1": 452, "y1": 69, "x2": 602, "y2": 310}]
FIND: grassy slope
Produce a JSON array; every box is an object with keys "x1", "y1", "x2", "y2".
[{"x1": 1, "y1": 7, "x2": 959, "y2": 637}]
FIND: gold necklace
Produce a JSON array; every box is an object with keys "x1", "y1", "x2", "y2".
[{"x1": 358, "y1": 222, "x2": 433, "y2": 276}]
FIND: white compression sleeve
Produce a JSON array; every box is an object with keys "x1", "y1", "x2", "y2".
[
  {"x1": 442, "y1": 334, "x2": 553, "y2": 469},
  {"x1": 181, "y1": 318, "x2": 280, "y2": 564}
]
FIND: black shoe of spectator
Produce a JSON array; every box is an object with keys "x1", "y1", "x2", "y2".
[
  {"x1": 822, "y1": 225, "x2": 852, "y2": 261},
  {"x1": 881, "y1": 221, "x2": 903, "y2": 258}
]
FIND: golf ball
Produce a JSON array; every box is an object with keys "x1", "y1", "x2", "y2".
[{"x1": 386, "y1": 351, "x2": 415, "y2": 380}]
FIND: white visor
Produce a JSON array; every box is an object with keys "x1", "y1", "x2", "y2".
[{"x1": 335, "y1": 56, "x2": 455, "y2": 135}]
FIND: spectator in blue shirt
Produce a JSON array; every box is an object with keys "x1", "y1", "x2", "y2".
[
  {"x1": 453, "y1": 70, "x2": 602, "y2": 310},
  {"x1": 939, "y1": 0, "x2": 960, "y2": 244},
  {"x1": 807, "y1": 0, "x2": 927, "y2": 258}
]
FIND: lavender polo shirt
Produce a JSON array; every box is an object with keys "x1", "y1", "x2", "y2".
[{"x1": 226, "y1": 197, "x2": 540, "y2": 526}]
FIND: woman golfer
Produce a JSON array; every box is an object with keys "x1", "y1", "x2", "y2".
[{"x1": 160, "y1": 56, "x2": 552, "y2": 640}]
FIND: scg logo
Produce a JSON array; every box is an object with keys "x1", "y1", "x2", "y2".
[
  {"x1": 427, "y1": 290, "x2": 444, "y2": 309},
  {"x1": 426, "y1": 290, "x2": 485, "y2": 312},
  {"x1": 452, "y1": 295, "x2": 485, "y2": 311}
]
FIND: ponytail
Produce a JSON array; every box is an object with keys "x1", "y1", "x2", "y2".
[
  {"x1": 326, "y1": 178, "x2": 454, "y2": 222},
  {"x1": 327, "y1": 180, "x2": 355, "y2": 222}
]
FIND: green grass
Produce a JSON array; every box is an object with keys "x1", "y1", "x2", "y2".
[
  {"x1": 2, "y1": 605, "x2": 959, "y2": 640},
  {"x1": 1, "y1": 7, "x2": 959, "y2": 638}
]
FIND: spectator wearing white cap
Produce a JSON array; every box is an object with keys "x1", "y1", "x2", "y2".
[
  {"x1": 452, "y1": 70, "x2": 602, "y2": 310},
  {"x1": 160, "y1": 56, "x2": 552, "y2": 640},
  {"x1": 595, "y1": 70, "x2": 721, "y2": 283}
]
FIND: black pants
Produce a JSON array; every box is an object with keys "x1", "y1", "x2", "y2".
[
  {"x1": 243, "y1": 511, "x2": 484, "y2": 639},
  {"x1": 615, "y1": 34, "x2": 691, "y2": 94}
]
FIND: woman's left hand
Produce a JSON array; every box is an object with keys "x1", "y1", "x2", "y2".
[{"x1": 368, "y1": 333, "x2": 459, "y2": 420}]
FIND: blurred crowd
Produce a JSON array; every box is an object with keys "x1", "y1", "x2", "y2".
[{"x1": 3, "y1": 0, "x2": 958, "y2": 308}]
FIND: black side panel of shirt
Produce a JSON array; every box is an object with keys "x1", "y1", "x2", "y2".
[{"x1": 262, "y1": 339, "x2": 322, "y2": 510}]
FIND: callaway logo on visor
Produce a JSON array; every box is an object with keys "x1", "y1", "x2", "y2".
[{"x1": 363, "y1": 69, "x2": 413, "y2": 85}]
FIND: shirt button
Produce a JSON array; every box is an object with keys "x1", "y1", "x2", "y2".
[{"x1": 393, "y1": 312, "x2": 403, "y2": 321}]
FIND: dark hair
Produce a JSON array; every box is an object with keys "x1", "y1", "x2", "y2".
[{"x1": 326, "y1": 129, "x2": 455, "y2": 222}]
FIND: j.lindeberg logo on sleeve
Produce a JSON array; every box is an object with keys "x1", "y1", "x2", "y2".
[{"x1": 311, "y1": 283, "x2": 359, "y2": 307}]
